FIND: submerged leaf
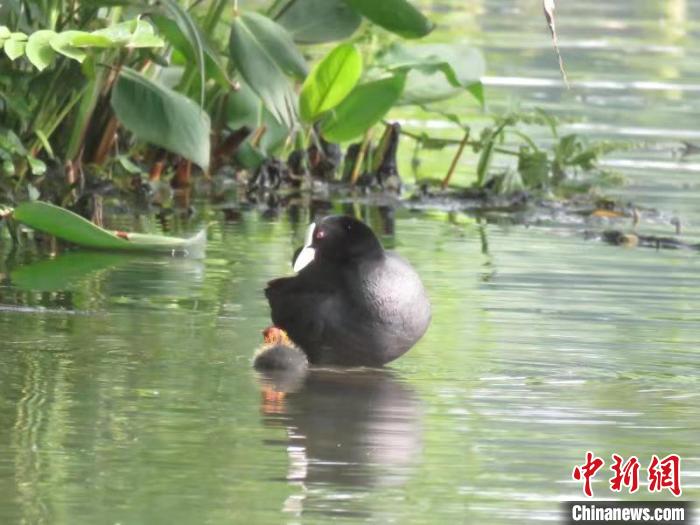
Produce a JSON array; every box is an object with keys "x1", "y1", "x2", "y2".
[
  {"x1": 320, "y1": 74, "x2": 406, "y2": 143},
  {"x1": 300, "y1": 43, "x2": 362, "y2": 123},
  {"x1": 343, "y1": 0, "x2": 434, "y2": 38},
  {"x1": 111, "y1": 68, "x2": 211, "y2": 169}
]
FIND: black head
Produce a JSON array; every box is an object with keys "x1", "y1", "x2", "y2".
[{"x1": 293, "y1": 215, "x2": 383, "y2": 271}]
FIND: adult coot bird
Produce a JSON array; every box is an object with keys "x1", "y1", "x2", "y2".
[{"x1": 265, "y1": 215, "x2": 431, "y2": 367}]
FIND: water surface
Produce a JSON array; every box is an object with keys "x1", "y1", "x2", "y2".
[{"x1": 1, "y1": 1, "x2": 700, "y2": 523}]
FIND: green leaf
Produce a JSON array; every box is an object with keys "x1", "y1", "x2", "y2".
[
  {"x1": 238, "y1": 12, "x2": 307, "y2": 79},
  {"x1": 235, "y1": 142, "x2": 266, "y2": 170},
  {"x1": 381, "y1": 43, "x2": 485, "y2": 105},
  {"x1": 226, "y1": 80, "x2": 262, "y2": 130},
  {"x1": 56, "y1": 19, "x2": 164, "y2": 49},
  {"x1": 4, "y1": 32, "x2": 28, "y2": 60},
  {"x1": 91, "y1": 18, "x2": 152, "y2": 46},
  {"x1": 25, "y1": 30, "x2": 57, "y2": 71},
  {"x1": 117, "y1": 155, "x2": 143, "y2": 174},
  {"x1": 50, "y1": 31, "x2": 88, "y2": 62},
  {"x1": 13, "y1": 201, "x2": 207, "y2": 255},
  {"x1": 225, "y1": 81, "x2": 290, "y2": 156},
  {"x1": 320, "y1": 74, "x2": 406, "y2": 143},
  {"x1": 68, "y1": 33, "x2": 114, "y2": 48},
  {"x1": 34, "y1": 130, "x2": 55, "y2": 158},
  {"x1": 229, "y1": 11, "x2": 307, "y2": 126},
  {"x1": 277, "y1": 0, "x2": 362, "y2": 44},
  {"x1": 27, "y1": 157, "x2": 46, "y2": 175},
  {"x1": 159, "y1": 0, "x2": 207, "y2": 105},
  {"x1": 476, "y1": 125, "x2": 505, "y2": 186},
  {"x1": 343, "y1": 0, "x2": 434, "y2": 38},
  {"x1": 300, "y1": 43, "x2": 362, "y2": 123},
  {"x1": 0, "y1": 129, "x2": 27, "y2": 156},
  {"x1": 0, "y1": 26, "x2": 11, "y2": 44},
  {"x1": 467, "y1": 82, "x2": 484, "y2": 107},
  {"x1": 111, "y1": 68, "x2": 211, "y2": 169},
  {"x1": 518, "y1": 146, "x2": 549, "y2": 187},
  {"x1": 2, "y1": 160, "x2": 15, "y2": 176},
  {"x1": 379, "y1": 43, "x2": 459, "y2": 83},
  {"x1": 151, "y1": 14, "x2": 230, "y2": 90},
  {"x1": 126, "y1": 19, "x2": 164, "y2": 48}
]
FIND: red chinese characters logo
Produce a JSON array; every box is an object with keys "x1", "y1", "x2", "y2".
[
  {"x1": 572, "y1": 451, "x2": 605, "y2": 497},
  {"x1": 572, "y1": 452, "x2": 682, "y2": 497},
  {"x1": 610, "y1": 454, "x2": 640, "y2": 493},
  {"x1": 648, "y1": 454, "x2": 682, "y2": 497}
]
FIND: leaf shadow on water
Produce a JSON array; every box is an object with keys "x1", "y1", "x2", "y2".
[{"x1": 255, "y1": 368, "x2": 423, "y2": 518}]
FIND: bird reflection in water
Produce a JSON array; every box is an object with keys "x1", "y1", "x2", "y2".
[{"x1": 256, "y1": 367, "x2": 423, "y2": 519}]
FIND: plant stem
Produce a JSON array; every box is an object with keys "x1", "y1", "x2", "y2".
[
  {"x1": 441, "y1": 129, "x2": 470, "y2": 190},
  {"x1": 351, "y1": 129, "x2": 373, "y2": 186},
  {"x1": 203, "y1": 0, "x2": 227, "y2": 33}
]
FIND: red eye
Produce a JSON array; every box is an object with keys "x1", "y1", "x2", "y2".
[{"x1": 315, "y1": 230, "x2": 326, "y2": 239}]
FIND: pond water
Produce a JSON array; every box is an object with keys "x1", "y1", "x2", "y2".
[{"x1": 1, "y1": 1, "x2": 700, "y2": 523}]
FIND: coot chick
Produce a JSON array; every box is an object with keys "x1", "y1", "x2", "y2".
[
  {"x1": 253, "y1": 326, "x2": 309, "y2": 372},
  {"x1": 265, "y1": 215, "x2": 431, "y2": 366}
]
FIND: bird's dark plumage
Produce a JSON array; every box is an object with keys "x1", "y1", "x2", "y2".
[{"x1": 265, "y1": 216, "x2": 431, "y2": 366}]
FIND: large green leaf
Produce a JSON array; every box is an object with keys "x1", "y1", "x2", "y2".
[
  {"x1": 277, "y1": 0, "x2": 362, "y2": 44},
  {"x1": 320, "y1": 74, "x2": 406, "y2": 143},
  {"x1": 25, "y1": 30, "x2": 57, "y2": 70},
  {"x1": 343, "y1": 0, "x2": 433, "y2": 38},
  {"x1": 300, "y1": 43, "x2": 362, "y2": 123},
  {"x1": 13, "y1": 201, "x2": 206, "y2": 256},
  {"x1": 383, "y1": 43, "x2": 485, "y2": 105},
  {"x1": 111, "y1": 68, "x2": 211, "y2": 169},
  {"x1": 229, "y1": 11, "x2": 307, "y2": 126},
  {"x1": 151, "y1": 15, "x2": 230, "y2": 90}
]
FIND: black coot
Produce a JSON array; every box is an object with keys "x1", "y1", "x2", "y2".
[{"x1": 265, "y1": 215, "x2": 431, "y2": 366}]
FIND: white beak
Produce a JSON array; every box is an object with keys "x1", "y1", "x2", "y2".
[{"x1": 293, "y1": 222, "x2": 316, "y2": 272}]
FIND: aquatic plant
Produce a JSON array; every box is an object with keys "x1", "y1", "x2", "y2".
[{"x1": 0, "y1": 0, "x2": 618, "y2": 215}]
